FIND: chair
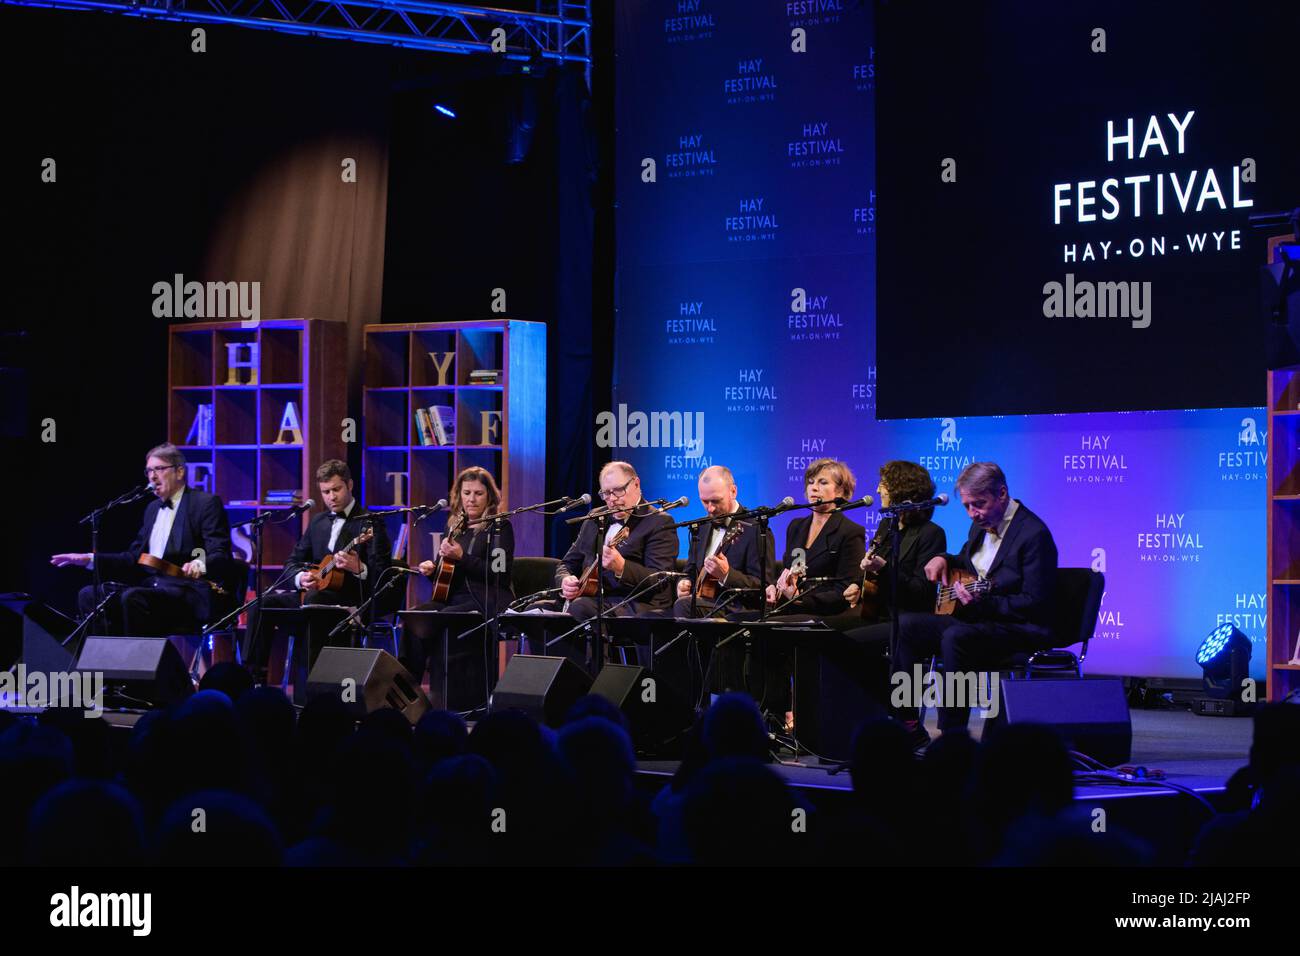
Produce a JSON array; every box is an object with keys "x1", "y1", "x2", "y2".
[
  {"x1": 916, "y1": 567, "x2": 1105, "y2": 722},
  {"x1": 1003, "y1": 568, "x2": 1105, "y2": 678},
  {"x1": 512, "y1": 556, "x2": 562, "y2": 602}
]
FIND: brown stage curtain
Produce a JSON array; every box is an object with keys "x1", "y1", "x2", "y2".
[{"x1": 201, "y1": 130, "x2": 389, "y2": 397}]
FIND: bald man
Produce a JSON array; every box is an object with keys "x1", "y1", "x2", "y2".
[{"x1": 673, "y1": 465, "x2": 774, "y2": 618}]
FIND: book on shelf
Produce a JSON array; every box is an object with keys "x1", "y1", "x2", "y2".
[
  {"x1": 428, "y1": 405, "x2": 455, "y2": 446},
  {"x1": 414, "y1": 407, "x2": 436, "y2": 446},
  {"x1": 185, "y1": 403, "x2": 214, "y2": 446},
  {"x1": 468, "y1": 369, "x2": 501, "y2": 385},
  {"x1": 392, "y1": 522, "x2": 409, "y2": 562}
]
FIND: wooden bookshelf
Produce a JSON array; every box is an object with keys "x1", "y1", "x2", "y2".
[
  {"x1": 362, "y1": 320, "x2": 546, "y2": 606},
  {"x1": 167, "y1": 319, "x2": 347, "y2": 592},
  {"x1": 1267, "y1": 363, "x2": 1300, "y2": 701}
]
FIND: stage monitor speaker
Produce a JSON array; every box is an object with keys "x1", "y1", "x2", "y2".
[
  {"x1": 987, "y1": 677, "x2": 1132, "y2": 766},
  {"x1": 22, "y1": 600, "x2": 77, "y2": 676},
  {"x1": 591, "y1": 663, "x2": 693, "y2": 756},
  {"x1": 489, "y1": 654, "x2": 591, "y2": 727},
  {"x1": 305, "y1": 648, "x2": 431, "y2": 725},
  {"x1": 75, "y1": 636, "x2": 194, "y2": 708}
]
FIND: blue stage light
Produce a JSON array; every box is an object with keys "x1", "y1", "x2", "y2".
[
  {"x1": 433, "y1": 104, "x2": 457, "y2": 119},
  {"x1": 1194, "y1": 623, "x2": 1252, "y2": 707}
]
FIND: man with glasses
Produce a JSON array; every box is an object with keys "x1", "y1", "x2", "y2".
[
  {"x1": 555, "y1": 461, "x2": 679, "y2": 623},
  {"x1": 51, "y1": 443, "x2": 233, "y2": 636}
]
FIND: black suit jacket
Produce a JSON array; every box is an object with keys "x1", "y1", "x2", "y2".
[
  {"x1": 781, "y1": 511, "x2": 867, "y2": 616},
  {"x1": 96, "y1": 487, "x2": 233, "y2": 622},
  {"x1": 865, "y1": 517, "x2": 947, "y2": 619},
  {"x1": 287, "y1": 505, "x2": 392, "y2": 606},
  {"x1": 683, "y1": 509, "x2": 775, "y2": 611},
  {"x1": 946, "y1": 500, "x2": 1057, "y2": 636},
  {"x1": 557, "y1": 502, "x2": 679, "y2": 612},
  {"x1": 442, "y1": 517, "x2": 516, "y2": 611}
]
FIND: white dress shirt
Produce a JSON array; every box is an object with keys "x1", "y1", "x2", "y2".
[
  {"x1": 148, "y1": 488, "x2": 186, "y2": 561},
  {"x1": 703, "y1": 502, "x2": 741, "y2": 583},
  {"x1": 970, "y1": 498, "x2": 1019, "y2": 579}
]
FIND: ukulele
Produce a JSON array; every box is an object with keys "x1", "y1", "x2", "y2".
[
  {"x1": 136, "y1": 553, "x2": 228, "y2": 596},
  {"x1": 307, "y1": 527, "x2": 374, "y2": 593},
  {"x1": 427, "y1": 512, "x2": 468, "y2": 603},
  {"x1": 934, "y1": 568, "x2": 994, "y2": 615},
  {"x1": 563, "y1": 524, "x2": 632, "y2": 611},
  {"x1": 695, "y1": 520, "x2": 748, "y2": 601}
]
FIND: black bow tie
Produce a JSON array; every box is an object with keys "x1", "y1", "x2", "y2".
[
  {"x1": 159, "y1": 499, "x2": 174, "y2": 510},
  {"x1": 330, "y1": 511, "x2": 347, "y2": 521}
]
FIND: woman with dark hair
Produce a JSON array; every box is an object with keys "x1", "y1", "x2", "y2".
[
  {"x1": 837, "y1": 460, "x2": 947, "y2": 705},
  {"x1": 399, "y1": 467, "x2": 516, "y2": 707},
  {"x1": 844, "y1": 460, "x2": 947, "y2": 623}
]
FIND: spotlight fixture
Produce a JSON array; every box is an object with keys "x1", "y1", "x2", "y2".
[{"x1": 1193, "y1": 623, "x2": 1253, "y2": 716}]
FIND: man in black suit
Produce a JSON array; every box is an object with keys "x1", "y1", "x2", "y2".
[
  {"x1": 556, "y1": 461, "x2": 679, "y2": 622},
  {"x1": 892, "y1": 462, "x2": 1058, "y2": 745},
  {"x1": 52, "y1": 443, "x2": 233, "y2": 636},
  {"x1": 673, "y1": 465, "x2": 774, "y2": 618},
  {"x1": 245, "y1": 459, "x2": 391, "y2": 687}
]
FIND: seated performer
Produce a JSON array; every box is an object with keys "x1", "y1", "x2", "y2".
[
  {"x1": 245, "y1": 459, "x2": 391, "y2": 686},
  {"x1": 556, "y1": 461, "x2": 679, "y2": 622},
  {"x1": 843, "y1": 460, "x2": 948, "y2": 634},
  {"x1": 766, "y1": 458, "x2": 867, "y2": 617},
  {"x1": 399, "y1": 466, "x2": 515, "y2": 695},
  {"x1": 673, "y1": 465, "x2": 774, "y2": 618},
  {"x1": 892, "y1": 461, "x2": 1058, "y2": 747},
  {"x1": 51, "y1": 443, "x2": 233, "y2": 636},
  {"x1": 830, "y1": 461, "x2": 947, "y2": 706}
]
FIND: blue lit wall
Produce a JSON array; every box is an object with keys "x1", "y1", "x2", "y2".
[{"x1": 612, "y1": 0, "x2": 1266, "y2": 680}]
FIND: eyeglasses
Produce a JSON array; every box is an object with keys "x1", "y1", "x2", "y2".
[
  {"x1": 144, "y1": 465, "x2": 176, "y2": 477},
  {"x1": 599, "y1": 478, "x2": 636, "y2": 501}
]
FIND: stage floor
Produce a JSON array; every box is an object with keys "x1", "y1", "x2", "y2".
[{"x1": 635, "y1": 708, "x2": 1252, "y2": 800}]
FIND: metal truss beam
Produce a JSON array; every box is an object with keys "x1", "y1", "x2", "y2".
[{"x1": 1, "y1": 0, "x2": 591, "y2": 66}]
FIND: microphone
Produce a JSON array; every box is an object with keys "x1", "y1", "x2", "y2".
[
  {"x1": 831, "y1": 495, "x2": 874, "y2": 513},
  {"x1": 286, "y1": 498, "x2": 315, "y2": 517},
  {"x1": 886, "y1": 494, "x2": 949, "y2": 514},
  {"x1": 557, "y1": 493, "x2": 592, "y2": 514},
  {"x1": 662, "y1": 496, "x2": 690, "y2": 511},
  {"x1": 751, "y1": 496, "x2": 797, "y2": 517}
]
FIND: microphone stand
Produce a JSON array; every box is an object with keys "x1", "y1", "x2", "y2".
[
  {"x1": 77, "y1": 484, "x2": 153, "y2": 638},
  {"x1": 328, "y1": 566, "x2": 416, "y2": 641},
  {"x1": 877, "y1": 499, "x2": 935, "y2": 663},
  {"x1": 546, "y1": 570, "x2": 685, "y2": 650},
  {"x1": 233, "y1": 505, "x2": 309, "y2": 673}
]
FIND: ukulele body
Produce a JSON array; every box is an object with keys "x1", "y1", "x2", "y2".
[
  {"x1": 136, "y1": 553, "x2": 227, "y2": 596},
  {"x1": 934, "y1": 569, "x2": 989, "y2": 615}
]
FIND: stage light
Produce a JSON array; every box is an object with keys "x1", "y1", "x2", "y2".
[
  {"x1": 1194, "y1": 623, "x2": 1253, "y2": 716},
  {"x1": 433, "y1": 104, "x2": 457, "y2": 119}
]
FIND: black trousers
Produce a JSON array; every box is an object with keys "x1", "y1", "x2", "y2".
[
  {"x1": 892, "y1": 612, "x2": 1053, "y2": 732},
  {"x1": 398, "y1": 596, "x2": 487, "y2": 710},
  {"x1": 244, "y1": 590, "x2": 353, "y2": 699},
  {"x1": 78, "y1": 581, "x2": 201, "y2": 637}
]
